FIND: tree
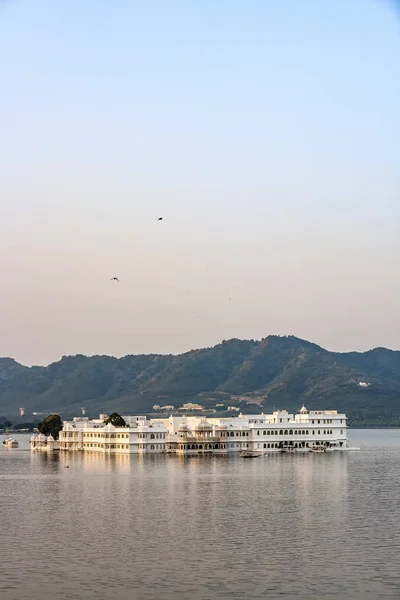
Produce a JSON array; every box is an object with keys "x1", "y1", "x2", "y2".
[
  {"x1": 104, "y1": 412, "x2": 127, "y2": 427},
  {"x1": 37, "y1": 414, "x2": 63, "y2": 439}
]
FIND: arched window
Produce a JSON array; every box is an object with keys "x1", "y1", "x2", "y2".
[
  {"x1": 289, "y1": 430, "x2": 293, "y2": 435},
  {"x1": 279, "y1": 430, "x2": 283, "y2": 435},
  {"x1": 263, "y1": 431, "x2": 266, "y2": 435},
  {"x1": 267, "y1": 431, "x2": 270, "y2": 435},
  {"x1": 263, "y1": 443, "x2": 266, "y2": 448},
  {"x1": 275, "y1": 430, "x2": 278, "y2": 435}
]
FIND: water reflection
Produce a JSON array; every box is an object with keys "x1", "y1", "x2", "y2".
[
  {"x1": 0, "y1": 432, "x2": 399, "y2": 600},
  {"x1": 57, "y1": 450, "x2": 133, "y2": 475}
]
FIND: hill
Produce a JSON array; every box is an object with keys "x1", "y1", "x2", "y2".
[{"x1": 0, "y1": 336, "x2": 399, "y2": 426}]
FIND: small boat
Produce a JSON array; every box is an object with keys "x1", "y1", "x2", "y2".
[
  {"x1": 240, "y1": 450, "x2": 262, "y2": 458},
  {"x1": 296, "y1": 447, "x2": 310, "y2": 454},
  {"x1": 3, "y1": 436, "x2": 19, "y2": 449},
  {"x1": 309, "y1": 446, "x2": 326, "y2": 453}
]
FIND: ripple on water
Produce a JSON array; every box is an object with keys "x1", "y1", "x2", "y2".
[{"x1": 1, "y1": 430, "x2": 400, "y2": 600}]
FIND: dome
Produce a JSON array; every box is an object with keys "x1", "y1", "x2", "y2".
[
  {"x1": 37, "y1": 433, "x2": 46, "y2": 442},
  {"x1": 195, "y1": 420, "x2": 213, "y2": 431},
  {"x1": 47, "y1": 434, "x2": 55, "y2": 442},
  {"x1": 178, "y1": 422, "x2": 189, "y2": 431},
  {"x1": 30, "y1": 434, "x2": 37, "y2": 442},
  {"x1": 299, "y1": 405, "x2": 308, "y2": 414}
]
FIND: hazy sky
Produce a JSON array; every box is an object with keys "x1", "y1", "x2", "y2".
[{"x1": 1, "y1": 0, "x2": 399, "y2": 366}]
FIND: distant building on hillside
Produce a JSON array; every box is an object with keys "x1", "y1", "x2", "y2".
[{"x1": 180, "y1": 403, "x2": 204, "y2": 411}]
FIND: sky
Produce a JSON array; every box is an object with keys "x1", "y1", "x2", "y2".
[{"x1": 0, "y1": 0, "x2": 399, "y2": 366}]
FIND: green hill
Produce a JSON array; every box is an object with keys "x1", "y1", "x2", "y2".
[{"x1": 0, "y1": 336, "x2": 399, "y2": 426}]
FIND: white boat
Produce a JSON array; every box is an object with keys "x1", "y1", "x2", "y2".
[
  {"x1": 241, "y1": 450, "x2": 262, "y2": 458},
  {"x1": 295, "y1": 447, "x2": 310, "y2": 454},
  {"x1": 3, "y1": 436, "x2": 19, "y2": 448},
  {"x1": 309, "y1": 446, "x2": 325, "y2": 453},
  {"x1": 281, "y1": 446, "x2": 297, "y2": 454}
]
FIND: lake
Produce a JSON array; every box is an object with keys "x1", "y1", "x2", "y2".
[{"x1": 1, "y1": 429, "x2": 400, "y2": 600}]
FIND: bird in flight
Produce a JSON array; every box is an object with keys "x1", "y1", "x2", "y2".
[
  {"x1": 110, "y1": 277, "x2": 119, "y2": 282},
  {"x1": 158, "y1": 217, "x2": 163, "y2": 221}
]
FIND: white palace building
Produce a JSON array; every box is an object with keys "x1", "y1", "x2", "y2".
[{"x1": 33, "y1": 406, "x2": 351, "y2": 456}]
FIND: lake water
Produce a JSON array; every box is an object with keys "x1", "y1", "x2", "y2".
[{"x1": 1, "y1": 430, "x2": 400, "y2": 600}]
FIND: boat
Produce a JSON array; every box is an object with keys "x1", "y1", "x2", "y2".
[
  {"x1": 240, "y1": 450, "x2": 262, "y2": 458},
  {"x1": 281, "y1": 446, "x2": 297, "y2": 454},
  {"x1": 3, "y1": 435, "x2": 19, "y2": 448},
  {"x1": 309, "y1": 446, "x2": 326, "y2": 453},
  {"x1": 295, "y1": 447, "x2": 310, "y2": 454}
]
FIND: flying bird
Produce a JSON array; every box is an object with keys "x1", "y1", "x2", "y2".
[
  {"x1": 110, "y1": 277, "x2": 119, "y2": 281},
  {"x1": 158, "y1": 217, "x2": 163, "y2": 221}
]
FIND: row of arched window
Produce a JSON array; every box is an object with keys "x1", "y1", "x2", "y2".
[
  {"x1": 178, "y1": 443, "x2": 250, "y2": 450},
  {"x1": 256, "y1": 429, "x2": 337, "y2": 436},
  {"x1": 220, "y1": 431, "x2": 249, "y2": 437}
]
